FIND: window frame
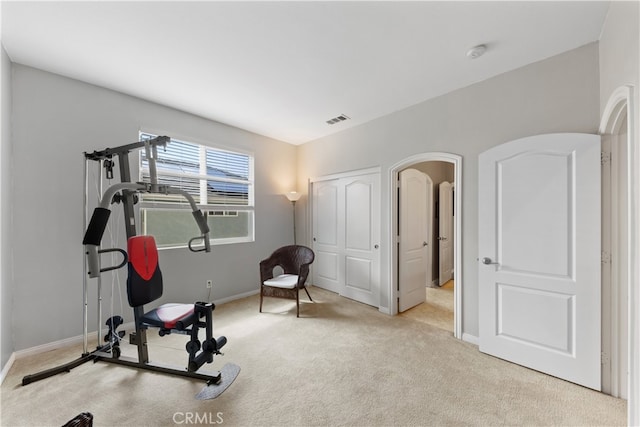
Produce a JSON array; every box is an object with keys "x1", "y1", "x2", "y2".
[{"x1": 138, "y1": 131, "x2": 255, "y2": 249}]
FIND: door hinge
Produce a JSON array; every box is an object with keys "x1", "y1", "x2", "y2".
[
  {"x1": 601, "y1": 251, "x2": 611, "y2": 264},
  {"x1": 601, "y1": 351, "x2": 610, "y2": 365},
  {"x1": 601, "y1": 151, "x2": 611, "y2": 165}
]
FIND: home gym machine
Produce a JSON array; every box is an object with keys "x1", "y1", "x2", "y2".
[{"x1": 22, "y1": 135, "x2": 228, "y2": 386}]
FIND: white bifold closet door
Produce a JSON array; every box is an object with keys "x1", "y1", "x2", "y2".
[{"x1": 311, "y1": 170, "x2": 380, "y2": 307}]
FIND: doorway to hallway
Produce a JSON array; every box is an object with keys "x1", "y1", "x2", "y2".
[
  {"x1": 390, "y1": 152, "x2": 462, "y2": 339},
  {"x1": 400, "y1": 279, "x2": 454, "y2": 333}
]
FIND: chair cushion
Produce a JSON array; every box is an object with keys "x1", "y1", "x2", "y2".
[
  {"x1": 140, "y1": 303, "x2": 194, "y2": 329},
  {"x1": 263, "y1": 274, "x2": 299, "y2": 289}
]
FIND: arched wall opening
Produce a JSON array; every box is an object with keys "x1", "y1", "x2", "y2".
[{"x1": 388, "y1": 152, "x2": 462, "y2": 339}]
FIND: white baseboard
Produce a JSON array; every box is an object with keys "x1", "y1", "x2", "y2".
[
  {"x1": 15, "y1": 333, "x2": 94, "y2": 360},
  {"x1": 2, "y1": 321, "x2": 140, "y2": 385},
  {"x1": 10, "y1": 290, "x2": 259, "y2": 363},
  {"x1": 1, "y1": 352, "x2": 16, "y2": 385},
  {"x1": 14, "y1": 321, "x2": 136, "y2": 360},
  {"x1": 462, "y1": 333, "x2": 479, "y2": 346},
  {"x1": 3, "y1": 290, "x2": 261, "y2": 384},
  {"x1": 213, "y1": 289, "x2": 259, "y2": 305}
]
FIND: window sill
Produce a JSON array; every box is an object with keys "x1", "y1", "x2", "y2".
[{"x1": 156, "y1": 236, "x2": 255, "y2": 251}]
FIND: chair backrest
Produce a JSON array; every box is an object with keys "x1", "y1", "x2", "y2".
[
  {"x1": 127, "y1": 235, "x2": 163, "y2": 308},
  {"x1": 267, "y1": 245, "x2": 315, "y2": 275}
]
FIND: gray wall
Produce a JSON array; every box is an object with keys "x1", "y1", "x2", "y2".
[
  {"x1": 10, "y1": 65, "x2": 297, "y2": 351},
  {"x1": 599, "y1": 1, "x2": 639, "y2": 118},
  {"x1": 298, "y1": 42, "x2": 601, "y2": 338},
  {"x1": 1, "y1": 45, "x2": 14, "y2": 370}
]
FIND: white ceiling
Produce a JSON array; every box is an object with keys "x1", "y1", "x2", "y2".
[{"x1": 1, "y1": 1, "x2": 610, "y2": 145}]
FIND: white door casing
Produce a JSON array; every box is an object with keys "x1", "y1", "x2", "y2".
[
  {"x1": 388, "y1": 153, "x2": 462, "y2": 339},
  {"x1": 599, "y1": 85, "x2": 636, "y2": 423},
  {"x1": 602, "y1": 129, "x2": 630, "y2": 399},
  {"x1": 398, "y1": 168, "x2": 432, "y2": 312},
  {"x1": 601, "y1": 135, "x2": 614, "y2": 395},
  {"x1": 439, "y1": 181, "x2": 454, "y2": 286},
  {"x1": 311, "y1": 169, "x2": 381, "y2": 307},
  {"x1": 478, "y1": 133, "x2": 601, "y2": 390}
]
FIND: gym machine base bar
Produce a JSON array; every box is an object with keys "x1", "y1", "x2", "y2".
[
  {"x1": 95, "y1": 356, "x2": 222, "y2": 385},
  {"x1": 21, "y1": 343, "x2": 112, "y2": 386},
  {"x1": 22, "y1": 347, "x2": 222, "y2": 386}
]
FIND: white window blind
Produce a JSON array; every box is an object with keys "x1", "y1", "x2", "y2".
[
  {"x1": 139, "y1": 132, "x2": 255, "y2": 248},
  {"x1": 139, "y1": 133, "x2": 253, "y2": 206}
]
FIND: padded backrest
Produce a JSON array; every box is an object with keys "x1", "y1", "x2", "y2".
[{"x1": 126, "y1": 235, "x2": 163, "y2": 308}]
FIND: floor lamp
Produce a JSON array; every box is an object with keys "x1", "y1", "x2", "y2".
[{"x1": 285, "y1": 191, "x2": 301, "y2": 244}]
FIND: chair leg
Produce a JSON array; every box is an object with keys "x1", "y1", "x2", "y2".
[
  {"x1": 303, "y1": 285, "x2": 313, "y2": 302},
  {"x1": 259, "y1": 286, "x2": 263, "y2": 313},
  {"x1": 296, "y1": 288, "x2": 300, "y2": 318}
]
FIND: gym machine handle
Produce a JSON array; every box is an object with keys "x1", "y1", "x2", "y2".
[
  {"x1": 97, "y1": 248, "x2": 128, "y2": 273},
  {"x1": 188, "y1": 236, "x2": 210, "y2": 253},
  {"x1": 188, "y1": 209, "x2": 211, "y2": 253}
]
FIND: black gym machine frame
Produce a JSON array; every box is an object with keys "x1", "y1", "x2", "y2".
[{"x1": 22, "y1": 136, "x2": 225, "y2": 386}]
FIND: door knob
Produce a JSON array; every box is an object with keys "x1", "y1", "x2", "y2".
[
  {"x1": 423, "y1": 241, "x2": 428, "y2": 246},
  {"x1": 481, "y1": 257, "x2": 499, "y2": 265}
]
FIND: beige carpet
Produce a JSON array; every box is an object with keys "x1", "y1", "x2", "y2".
[
  {"x1": 400, "y1": 280, "x2": 454, "y2": 333},
  {"x1": 1, "y1": 287, "x2": 626, "y2": 426}
]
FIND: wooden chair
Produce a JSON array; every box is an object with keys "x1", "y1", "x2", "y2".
[
  {"x1": 62, "y1": 412, "x2": 93, "y2": 427},
  {"x1": 259, "y1": 245, "x2": 315, "y2": 317}
]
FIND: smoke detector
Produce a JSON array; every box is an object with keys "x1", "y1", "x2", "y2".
[{"x1": 466, "y1": 44, "x2": 487, "y2": 59}]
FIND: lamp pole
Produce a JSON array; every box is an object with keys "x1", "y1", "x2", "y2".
[
  {"x1": 291, "y1": 200, "x2": 297, "y2": 244},
  {"x1": 285, "y1": 191, "x2": 302, "y2": 244}
]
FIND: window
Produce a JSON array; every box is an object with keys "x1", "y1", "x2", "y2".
[{"x1": 139, "y1": 132, "x2": 254, "y2": 248}]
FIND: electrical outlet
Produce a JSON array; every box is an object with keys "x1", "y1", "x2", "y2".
[{"x1": 206, "y1": 280, "x2": 213, "y2": 289}]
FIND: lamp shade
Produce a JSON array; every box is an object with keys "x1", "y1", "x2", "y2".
[{"x1": 285, "y1": 191, "x2": 302, "y2": 202}]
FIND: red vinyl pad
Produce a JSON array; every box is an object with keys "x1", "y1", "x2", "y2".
[
  {"x1": 128, "y1": 236, "x2": 158, "y2": 281},
  {"x1": 128, "y1": 236, "x2": 195, "y2": 329}
]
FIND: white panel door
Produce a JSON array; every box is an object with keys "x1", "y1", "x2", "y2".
[
  {"x1": 438, "y1": 181, "x2": 453, "y2": 286},
  {"x1": 312, "y1": 170, "x2": 381, "y2": 307},
  {"x1": 398, "y1": 168, "x2": 431, "y2": 312},
  {"x1": 312, "y1": 179, "x2": 342, "y2": 294},
  {"x1": 341, "y1": 174, "x2": 380, "y2": 307},
  {"x1": 478, "y1": 133, "x2": 601, "y2": 390}
]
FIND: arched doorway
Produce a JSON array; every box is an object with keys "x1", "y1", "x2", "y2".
[
  {"x1": 389, "y1": 152, "x2": 462, "y2": 339},
  {"x1": 599, "y1": 85, "x2": 635, "y2": 403}
]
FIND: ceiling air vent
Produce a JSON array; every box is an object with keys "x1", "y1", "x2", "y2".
[{"x1": 326, "y1": 114, "x2": 350, "y2": 125}]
